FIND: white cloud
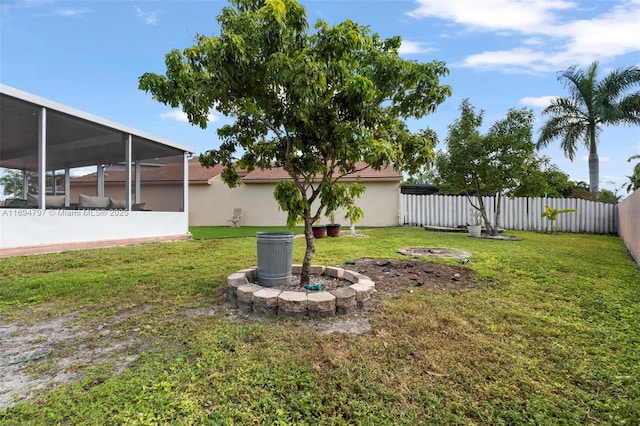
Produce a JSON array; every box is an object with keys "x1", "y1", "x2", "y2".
[
  {"x1": 398, "y1": 40, "x2": 436, "y2": 55},
  {"x1": 602, "y1": 174, "x2": 623, "y2": 181},
  {"x1": 161, "y1": 109, "x2": 219, "y2": 124},
  {"x1": 556, "y1": 4, "x2": 640, "y2": 65},
  {"x1": 522, "y1": 37, "x2": 545, "y2": 46},
  {"x1": 135, "y1": 6, "x2": 159, "y2": 25},
  {"x1": 161, "y1": 110, "x2": 189, "y2": 122},
  {"x1": 407, "y1": 0, "x2": 575, "y2": 32},
  {"x1": 55, "y1": 8, "x2": 88, "y2": 18},
  {"x1": 1, "y1": 0, "x2": 54, "y2": 13},
  {"x1": 408, "y1": 0, "x2": 640, "y2": 73},
  {"x1": 460, "y1": 48, "x2": 552, "y2": 73},
  {"x1": 520, "y1": 96, "x2": 556, "y2": 108}
]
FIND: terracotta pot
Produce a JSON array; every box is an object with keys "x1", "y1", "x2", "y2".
[
  {"x1": 312, "y1": 225, "x2": 327, "y2": 238},
  {"x1": 326, "y1": 223, "x2": 341, "y2": 237}
]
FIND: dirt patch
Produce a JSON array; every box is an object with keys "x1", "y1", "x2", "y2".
[
  {"x1": 345, "y1": 257, "x2": 481, "y2": 297},
  {"x1": 311, "y1": 317, "x2": 373, "y2": 335},
  {"x1": 397, "y1": 246, "x2": 472, "y2": 259},
  {"x1": 0, "y1": 310, "x2": 147, "y2": 410},
  {"x1": 306, "y1": 258, "x2": 484, "y2": 335}
]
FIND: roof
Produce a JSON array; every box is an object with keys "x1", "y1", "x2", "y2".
[
  {"x1": 0, "y1": 84, "x2": 194, "y2": 172},
  {"x1": 71, "y1": 159, "x2": 226, "y2": 184},
  {"x1": 72, "y1": 160, "x2": 401, "y2": 184},
  {"x1": 242, "y1": 161, "x2": 402, "y2": 182}
]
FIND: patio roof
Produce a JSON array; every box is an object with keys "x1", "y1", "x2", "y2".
[{"x1": 0, "y1": 84, "x2": 194, "y2": 172}]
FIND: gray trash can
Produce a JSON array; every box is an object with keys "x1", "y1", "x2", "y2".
[{"x1": 256, "y1": 232, "x2": 294, "y2": 287}]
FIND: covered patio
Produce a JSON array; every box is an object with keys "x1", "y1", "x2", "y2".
[{"x1": 0, "y1": 84, "x2": 195, "y2": 256}]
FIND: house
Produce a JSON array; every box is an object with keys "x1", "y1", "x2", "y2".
[
  {"x1": 71, "y1": 159, "x2": 403, "y2": 227},
  {"x1": 0, "y1": 85, "x2": 194, "y2": 256}
]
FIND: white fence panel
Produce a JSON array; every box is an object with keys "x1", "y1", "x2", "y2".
[{"x1": 401, "y1": 194, "x2": 618, "y2": 235}]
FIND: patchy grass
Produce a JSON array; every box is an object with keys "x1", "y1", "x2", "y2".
[{"x1": 1, "y1": 228, "x2": 639, "y2": 424}]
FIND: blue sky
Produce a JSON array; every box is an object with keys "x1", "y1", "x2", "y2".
[{"x1": 1, "y1": 0, "x2": 639, "y2": 196}]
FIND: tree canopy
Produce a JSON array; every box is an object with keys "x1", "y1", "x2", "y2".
[
  {"x1": 509, "y1": 158, "x2": 574, "y2": 198},
  {"x1": 435, "y1": 99, "x2": 536, "y2": 235},
  {"x1": 139, "y1": 0, "x2": 451, "y2": 283},
  {"x1": 537, "y1": 61, "x2": 640, "y2": 195}
]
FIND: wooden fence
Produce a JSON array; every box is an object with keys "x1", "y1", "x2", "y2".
[{"x1": 400, "y1": 194, "x2": 618, "y2": 234}]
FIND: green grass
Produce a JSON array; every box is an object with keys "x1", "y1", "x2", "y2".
[
  {"x1": 190, "y1": 225, "x2": 306, "y2": 239},
  {"x1": 1, "y1": 228, "x2": 639, "y2": 424}
]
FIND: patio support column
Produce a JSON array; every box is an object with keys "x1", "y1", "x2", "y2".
[
  {"x1": 134, "y1": 160, "x2": 141, "y2": 204},
  {"x1": 64, "y1": 168, "x2": 71, "y2": 207},
  {"x1": 124, "y1": 134, "x2": 132, "y2": 210},
  {"x1": 183, "y1": 152, "x2": 189, "y2": 214},
  {"x1": 97, "y1": 165, "x2": 105, "y2": 197},
  {"x1": 37, "y1": 107, "x2": 46, "y2": 209},
  {"x1": 21, "y1": 171, "x2": 28, "y2": 200}
]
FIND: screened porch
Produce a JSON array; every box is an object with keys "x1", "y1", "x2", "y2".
[{"x1": 0, "y1": 84, "x2": 195, "y2": 255}]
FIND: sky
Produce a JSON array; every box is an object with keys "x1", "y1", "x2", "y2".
[{"x1": 1, "y1": 0, "x2": 639, "y2": 197}]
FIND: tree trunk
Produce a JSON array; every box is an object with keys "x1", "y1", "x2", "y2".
[
  {"x1": 491, "y1": 194, "x2": 502, "y2": 236},
  {"x1": 300, "y1": 219, "x2": 316, "y2": 286},
  {"x1": 589, "y1": 152, "x2": 599, "y2": 197},
  {"x1": 588, "y1": 124, "x2": 599, "y2": 196},
  {"x1": 474, "y1": 194, "x2": 493, "y2": 236}
]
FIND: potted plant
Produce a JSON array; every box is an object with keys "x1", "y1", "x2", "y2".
[
  {"x1": 467, "y1": 209, "x2": 482, "y2": 237},
  {"x1": 325, "y1": 212, "x2": 341, "y2": 237},
  {"x1": 312, "y1": 222, "x2": 327, "y2": 238}
]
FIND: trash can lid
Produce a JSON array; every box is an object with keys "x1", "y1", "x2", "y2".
[{"x1": 256, "y1": 232, "x2": 294, "y2": 237}]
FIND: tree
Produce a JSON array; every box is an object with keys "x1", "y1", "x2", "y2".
[
  {"x1": 597, "y1": 189, "x2": 621, "y2": 204},
  {"x1": 508, "y1": 157, "x2": 574, "y2": 198},
  {"x1": 435, "y1": 99, "x2": 536, "y2": 236},
  {"x1": 0, "y1": 169, "x2": 39, "y2": 197},
  {"x1": 626, "y1": 154, "x2": 640, "y2": 193},
  {"x1": 139, "y1": 0, "x2": 451, "y2": 284},
  {"x1": 537, "y1": 61, "x2": 640, "y2": 196}
]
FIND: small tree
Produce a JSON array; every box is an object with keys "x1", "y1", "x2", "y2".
[
  {"x1": 139, "y1": 0, "x2": 451, "y2": 284},
  {"x1": 436, "y1": 99, "x2": 536, "y2": 235},
  {"x1": 541, "y1": 204, "x2": 577, "y2": 233}
]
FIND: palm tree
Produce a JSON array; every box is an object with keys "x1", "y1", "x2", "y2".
[
  {"x1": 537, "y1": 61, "x2": 640, "y2": 195},
  {"x1": 627, "y1": 154, "x2": 640, "y2": 193}
]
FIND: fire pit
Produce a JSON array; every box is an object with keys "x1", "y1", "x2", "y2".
[{"x1": 227, "y1": 265, "x2": 375, "y2": 319}]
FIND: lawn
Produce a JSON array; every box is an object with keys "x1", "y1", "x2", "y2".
[
  {"x1": 190, "y1": 225, "x2": 306, "y2": 240},
  {"x1": 1, "y1": 228, "x2": 638, "y2": 424}
]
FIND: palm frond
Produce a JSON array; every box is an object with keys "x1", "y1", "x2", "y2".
[
  {"x1": 598, "y1": 66, "x2": 640, "y2": 100},
  {"x1": 615, "y1": 92, "x2": 640, "y2": 125}
]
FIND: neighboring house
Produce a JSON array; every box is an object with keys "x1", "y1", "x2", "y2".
[
  {"x1": 70, "y1": 160, "x2": 210, "y2": 213},
  {"x1": 72, "y1": 159, "x2": 403, "y2": 227}
]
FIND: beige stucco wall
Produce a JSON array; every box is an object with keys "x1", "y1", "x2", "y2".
[
  {"x1": 189, "y1": 176, "x2": 401, "y2": 227},
  {"x1": 72, "y1": 177, "x2": 401, "y2": 226},
  {"x1": 618, "y1": 189, "x2": 640, "y2": 266}
]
